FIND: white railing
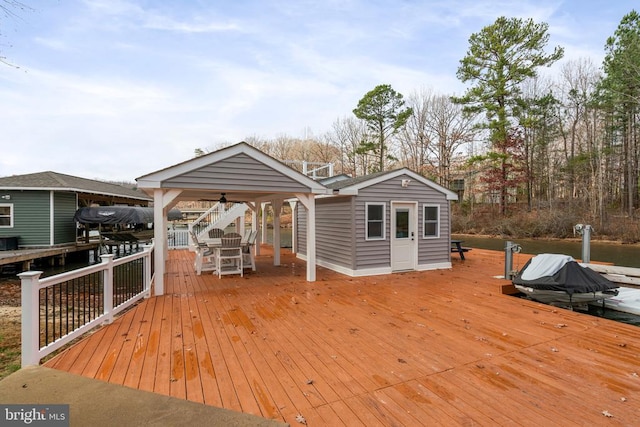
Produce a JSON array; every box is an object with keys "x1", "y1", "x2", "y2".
[
  {"x1": 188, "y1": 202, "x2": 248, "y2": 243},
  {"x1": 283, "y1": 160, "x2": 334, "y2": 179},
  {"x1": 168, "y1": 229, "x2": 190, "y2": 249},
  {"x1": 19, "y1": 244, "x2": 155, "y2": 367}
]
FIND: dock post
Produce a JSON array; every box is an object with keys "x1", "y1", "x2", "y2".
[
  {"x1": 574, "y1": 224, "x2": 592, "y2": 263},
  {"x1": 504, "y1": 241, "x2": 521, "y2": 280},
  {"x1": 581, "y1": 225, "x2": 592, "y2": 264}
]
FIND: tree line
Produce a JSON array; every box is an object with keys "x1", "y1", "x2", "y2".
[{"x1": 200, "y1": 10, "x2": 640, "y2": 235}]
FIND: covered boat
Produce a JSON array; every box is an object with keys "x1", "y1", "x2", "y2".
[
  {"x1": 513, "y1": 254, "x2": 619, "y2": 307},
  {"x1": 74, "y1": 206, "x2": 182, "y2": 224},
  {"x1": 74, "y1": 206, "x2": 183, "y2": 254}
]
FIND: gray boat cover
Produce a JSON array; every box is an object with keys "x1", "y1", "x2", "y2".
[
  {"x1": 74, "y1": 206, "x2": 182, "y2": 224},
  {"x1": 512, "y1": 253, "x2": 618, "y2": 295}
]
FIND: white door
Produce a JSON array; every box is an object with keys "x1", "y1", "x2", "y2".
[{"x1": 391, "y1": 202, "x2": 417, "y2": 271}]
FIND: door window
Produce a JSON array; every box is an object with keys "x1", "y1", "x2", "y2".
[{"x1": 395, "y1": 209, "x2": 409, "y2": 238}]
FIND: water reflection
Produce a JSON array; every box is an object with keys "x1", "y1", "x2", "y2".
[{"x1": 453, "y1": 234, "x2": 640, "y2": 268}]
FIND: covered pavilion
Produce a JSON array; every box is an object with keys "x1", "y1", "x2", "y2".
[{"x1": 135, "y1": 142, "x2": 332, "y2": 295}]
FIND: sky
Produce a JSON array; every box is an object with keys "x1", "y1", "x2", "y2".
[{"x1": 0, "y1": 0, "x2": 636, "y2": 182}]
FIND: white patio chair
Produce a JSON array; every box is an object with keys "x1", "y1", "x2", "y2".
[
  {"x1": 190, "y1": 231, "x2": 216, "y2": 275},
  {"x1": 216, "y1": 235, "x2": 243, "y2": 278},
  {"x1": 242, "y1": 230, "x2": 258, "y2": 271}
]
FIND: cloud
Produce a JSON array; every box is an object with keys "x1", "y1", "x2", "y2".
[{"x1": 1, "y1": 0, "x2": 633, "y2": 182}]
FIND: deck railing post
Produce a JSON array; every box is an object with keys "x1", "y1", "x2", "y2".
[
  {"x1": 18, "y1": 270, "x2": 43, "y2": 367},
  {"x1": 142, "y1": 244, "x2": 152, "y2": 298},
  {"x1": 102, "y1": 254, "x2": 115, "y2": 324}
]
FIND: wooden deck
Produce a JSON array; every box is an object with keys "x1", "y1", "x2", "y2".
[{"x1": 45, "y1": 247, "x2": 640, "y2": 426}]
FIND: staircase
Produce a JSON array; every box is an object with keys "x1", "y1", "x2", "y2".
[{"x1": 189, "y1": 202, "x2": 248, "y2": 243}]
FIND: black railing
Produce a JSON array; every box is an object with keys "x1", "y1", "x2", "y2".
[
  {"x1": 113, "y1": 258, "x2": 144, "y2": 307},
  {"x1": 40, "y1": 271, "x2": 104, "y2": 348}
]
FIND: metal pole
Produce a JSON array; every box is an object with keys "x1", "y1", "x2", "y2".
[
  {"x1": 505, "y1": 241, "x2": 513, "y2": 280},
  {"x1": 504, "y1": 241, "x2": 522, "y2": 280},
  {"x1": 582, "y1": 225, "x2": 592, "y2": 264}
]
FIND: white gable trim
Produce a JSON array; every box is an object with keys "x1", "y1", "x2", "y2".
[
  {"x1": 136, "y1": 142, "x2": 329, "y2": 194},
  {"x1": 335, "y1": 168, "x2": 458, "y2": 200}
]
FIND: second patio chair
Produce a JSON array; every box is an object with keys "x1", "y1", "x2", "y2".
[
  {"x1": 216, "y1": 235, "x2": 243, "y2": 278},
  {"x1": 190, "y1": 231, "x2": 216, "y2": 275},
  {"x1": 242, "y1": 230, "x2": 258, "y2": 271}
]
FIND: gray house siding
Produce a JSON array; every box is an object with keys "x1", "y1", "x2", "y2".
[
  {"x1": 353, "y1": 197, "x2": 390, "y2": 270},
  {"x1": 295, "y1": 172, "x2": 452, "y2": 275},
  {"x1": 53, "y1": 192, "x2": 78, "y2": 245},
  {"x1": 295, "y1": 203, "x2": 307, "y2": 254},
  {"x1": 164, "y1": 153, "x2": 310, "y2": 193},
  {"x1": 354, "y1": 174, "x2": 451, "y2": 269},
  {"x1": 0, "y1": 190, "x2": 51, "y2": 246},
  {"x1": 314, "y1": 197, "x2": 355, "y2": 270}
]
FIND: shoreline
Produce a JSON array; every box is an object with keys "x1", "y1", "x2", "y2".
[{"x1": 452, "y1": 232, "x2": 640, "y2": 247}]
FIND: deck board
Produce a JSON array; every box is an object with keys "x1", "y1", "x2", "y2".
[{"x1": 44, "y1": 247, "x2": 640, "y2": 426}]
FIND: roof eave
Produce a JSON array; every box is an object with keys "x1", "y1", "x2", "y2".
[{"x1": 0, "y1": 186, "x2": 151, "y2": 201}]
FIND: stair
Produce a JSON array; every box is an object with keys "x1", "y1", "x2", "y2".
[{"x1": 189, "y1": 202, "x2": 249, "y2": 244}]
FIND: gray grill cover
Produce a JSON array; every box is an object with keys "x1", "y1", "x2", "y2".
[{"x1": 513, "y1": 253, "x2": 618, "y2": 295}]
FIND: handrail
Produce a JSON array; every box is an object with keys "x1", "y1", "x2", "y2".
[
  {"x1": 19, "y1": 244, "x2": 155, "y2": 367},
  {"x1": 190, "y1": 201, "x2": 222, "y2": 227},
  {"x1": 188, "y1": 202, "x2": 248, "y2": 246}
]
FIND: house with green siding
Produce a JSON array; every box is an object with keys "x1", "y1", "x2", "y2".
[{"x1": 0, "y1": 172, "x2": 151, "y2": 248}]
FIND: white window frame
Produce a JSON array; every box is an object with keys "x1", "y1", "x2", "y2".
[
  {"x1": 365, "y1": 202, "x2": 386, "y2": 241},
  {"x1": 0, "y1": 203, "x2": 13, "y2": 228},
  {"x1": 422, "y1": 204, "x2": 440, "y2": 239}
]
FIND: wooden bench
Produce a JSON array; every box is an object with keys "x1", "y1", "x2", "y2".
[{"x1": 451, "y1": 240, "x2": 472, "y2": 260}]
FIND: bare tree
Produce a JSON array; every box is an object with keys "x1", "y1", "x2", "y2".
[
  {"x1": 398, "y1": 89, "x2": 477, "y2": 186},
  {"x1": 397, "y1": 88, "x2": 434, "y2": 176},
  {"x1": 1, "y1": 0, "x2": 30, "y2": 66},
  {"x1": 556, "y1": 59, "x2": 604, "y2": 214},
  {"x1": 426, "y1": 94, "x2": 478, "y2": 187},
  {"x1": 326, "y1": 116, "x2": 369, "y2": 176}
]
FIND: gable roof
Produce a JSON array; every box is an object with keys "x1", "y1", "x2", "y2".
[
  {"x1": 0, "y1": 171, "x2": 151, "y2": 202},
  {"x1": 327, "y1": 168, "x2": 458, "y2": 200},
  {"x1": 136, "y1": 142, "x2": 331, "y2": 202}
]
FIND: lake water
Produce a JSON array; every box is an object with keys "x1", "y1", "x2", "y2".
[
  {"x1": 452, "y1": 234, "x2": 640, "y2": 326},
  {"x1": 452, "y1": 234, "x2": 640, "y2": 268}
]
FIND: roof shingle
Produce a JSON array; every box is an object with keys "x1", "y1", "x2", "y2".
[{"x1": 0, "y1": 171, "x2": 151, "y2": 201}]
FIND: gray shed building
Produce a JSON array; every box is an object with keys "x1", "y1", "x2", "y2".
[{"x1": 294, "y1": 169, "x2": 458, "y2": 276}]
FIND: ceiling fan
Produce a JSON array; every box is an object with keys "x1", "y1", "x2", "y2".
[
  {"x1": 218, "y1": 193, "x2": 248, "y2": 204},
  {"x1": 198, "y1": 193, "x2": 248, "y2": 204}
]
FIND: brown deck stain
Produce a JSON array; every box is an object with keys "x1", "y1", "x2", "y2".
[
  {"x1": 147, "y1": 330, "x2": 159, "y2": 353},
  {"x1": 132, "y1": 335, "x2": 145, "y2": 359},
  {"x1": 171, "y1": 349, "x2": 184, "y2": 380},
  {"x1": 253, "y1": 379, "x2": 279, "y2": 420},
  {"x1": 201, "y1": 352, "x2": 216, "y2": 379},
  {"x1": 394, "y1": 382, "x2": 432, "y2": 404},
  {"x1": 184, "y1": 348, "x2": 198, "y2": 381},
  {"x1": 372, "y1": 374, "x2": 392, "y2": 387},
  {"x1": 192, "y1": 320, "x2": 204, "y2": 338},
  {"x1": 96, "y1": 350, "x2": 117, "y2": 381}
]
